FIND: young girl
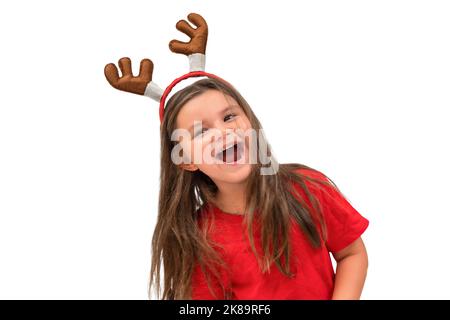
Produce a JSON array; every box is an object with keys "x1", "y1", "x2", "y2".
[
  {"x1": 150, "y1": 78, "x2": 369, "y2": 300},
  {"x1": 104, "y1": 13, "x2": 369, "y2": 300}
]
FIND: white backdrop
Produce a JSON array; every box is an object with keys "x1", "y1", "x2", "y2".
[{"x1": 0, "y1": 0, "x2": 449, "y2": 299}]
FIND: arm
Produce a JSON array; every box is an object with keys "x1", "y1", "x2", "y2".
[{"x1": 331, "y1": 237, "x2": 368, "y2": 300}]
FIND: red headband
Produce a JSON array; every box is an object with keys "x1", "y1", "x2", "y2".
[
  {"x1": 158, "y1": 71, "x2": 232, "y2": 123},
  {"x1": 104, "y1": 13, "x2": 232, "y2": 125}
]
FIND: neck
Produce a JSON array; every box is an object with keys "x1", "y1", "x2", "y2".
[{"x1": 213, "y1": 180, "x2": 248, "y2": 215}]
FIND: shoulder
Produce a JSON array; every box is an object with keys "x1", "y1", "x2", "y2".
[
  {"x1": 282, "y1": 165, "x2": 334, "y2": 218},
  {"x1": 288, "y1": 165, "x2": 356, "y2": 220},
  {"x1": 290, "y1": 166, "x2": 347, "y2": 208},
  {"x1": 290, "y1": 166, "x2": 369, "y2": 252},
  {"x1": 292, "y1": 166, "x2": 330, "y2": 183},
  {"x1": 289, "y1": 166, "x2": 334, "y2": 196}
]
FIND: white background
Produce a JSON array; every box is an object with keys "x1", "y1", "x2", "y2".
[{"x1": 0, "y1": 0, "x2": 449, "y2": 299}]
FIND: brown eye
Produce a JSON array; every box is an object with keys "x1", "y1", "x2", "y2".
[{"x1": 224, "y1": 113, "x2": 236, "y2": 122}]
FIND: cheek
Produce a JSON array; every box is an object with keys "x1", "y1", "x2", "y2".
[
  {"x1": 236, "y1": 116, "x2": 251, "y2": 130},
  {"x1": 182, "y1": 137, "x2": 217, "y2": 164},
  {"x1": 244, "y1": 117, "x2": 252, "y2": 129},
  {"x1": 177, "y1": 141, "x2": 192, "y2": 163},
  {"x1": 237, "y1": 116, "x2": 254, "y2": 151},
  {"x1": 177, "y1": 138, "x2": 201, "y2": 164}
]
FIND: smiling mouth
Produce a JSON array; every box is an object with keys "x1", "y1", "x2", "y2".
[{"x1": 215, "y1": 142, "x2": 244, "y2": 164}]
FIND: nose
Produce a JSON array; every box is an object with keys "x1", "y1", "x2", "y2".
[
  {"x1": 216, "y1": 130, "x2": 242, "y2": 152},
  {"x1": 214, "y1": 121, "x2": 238, "y2": 142}
]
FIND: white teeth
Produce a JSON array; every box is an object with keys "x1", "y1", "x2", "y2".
[
  {"x1": 224, "y1": 145, "x2": 235, "y2": 163},
  {"x1": 215, "y1": 139, "x2": 243, "y2": 157},
  {"x1": 216, "y1": 142, "x2": 244, "y2": 163}
]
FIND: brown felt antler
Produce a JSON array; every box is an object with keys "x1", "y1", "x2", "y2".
[
  {"x1": 104, "y1": 12, "x2": 209, "y2": 103},
  {"x1": 104, "y1": 57, "x2": 163, "y2": 101},
  {"x1": 169, "y1": 13, "x2": 208, "y2": 71}
]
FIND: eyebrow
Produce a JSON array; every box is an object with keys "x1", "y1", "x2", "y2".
[{"x1": 188, "y1": 104, "x2": 240, "y2": 133}]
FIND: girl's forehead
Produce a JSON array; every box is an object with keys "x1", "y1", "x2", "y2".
[
  {"x1": 186, "y1": 90, "x2": 236, "y2": 111},
  {"x1": 176, "y1": 91, "x2": 240, "y2": 126}
]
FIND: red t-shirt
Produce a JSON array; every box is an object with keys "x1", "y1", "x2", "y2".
[{"x1": 191, "y1": 168, "x2": 369, "y2": 300}]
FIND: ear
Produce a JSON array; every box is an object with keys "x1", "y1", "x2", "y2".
[{"x1": 178, "y1": 163, "x2": 199, "y2": 172}]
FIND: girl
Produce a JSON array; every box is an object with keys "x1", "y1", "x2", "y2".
[
  {"x1": 104, "y1": 13, "x2": 369, "y2": 300},
  {"x1": 150, "y1": 77, "x2": 369, "y2": 300}
]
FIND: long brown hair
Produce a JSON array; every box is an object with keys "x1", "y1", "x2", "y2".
[{"x1": 149, "y1": 77, "x2": 339, "y2": 299}]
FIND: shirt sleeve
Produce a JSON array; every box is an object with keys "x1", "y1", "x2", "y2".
[{"x1": 298, "y1": 168, "x2": 369, "y2": 253}]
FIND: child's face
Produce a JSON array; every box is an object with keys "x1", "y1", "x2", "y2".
[{"x1": 174, "y1": 89, "x2": 253, "y2": 185}]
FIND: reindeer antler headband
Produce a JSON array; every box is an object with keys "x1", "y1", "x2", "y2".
[{"x1": 104, "y1": 13, "x2": 231, "y2": 123}]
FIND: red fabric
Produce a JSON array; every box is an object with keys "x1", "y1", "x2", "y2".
[{"x1": 192, "y1": 168, "x2": 369, "y2": 300}]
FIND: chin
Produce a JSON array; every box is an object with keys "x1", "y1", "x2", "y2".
[{"x1": 200, "y1": 163, "x2": 253, "y2": 185}]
